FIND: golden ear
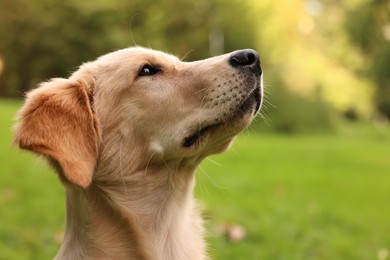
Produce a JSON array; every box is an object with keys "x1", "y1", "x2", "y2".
[{"x1": 13, "y1": 77, "x2": 99, "y2": 188}]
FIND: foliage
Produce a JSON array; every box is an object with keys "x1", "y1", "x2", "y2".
[
  {"x1": 344, "y1": 0, "x2": 390, "y2": 117},
  {"x1": 1, "y1": 100, "x2": 390, "y2": 259},
  {"x1": 256, "y1": 80, "x2": 336, "y2": 134},
  {"x1": 0, "y1": 0, "x2": 388, "y2": 132},
  {"x1": 0, "y1": 0, "x2": 255, "y2": 96},
  {"x1": 253, "y1": 0, "x2": 375, "y2": 120}
]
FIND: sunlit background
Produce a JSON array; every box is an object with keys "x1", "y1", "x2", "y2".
[{"x1": 0, "y1": 0, "x2": 389, "y2": 259}]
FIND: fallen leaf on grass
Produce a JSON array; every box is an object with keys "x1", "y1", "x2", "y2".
[
  {"x1": 217, "y1": 222, "x2": 246, "y2": 243},
  {"x1": 53, "y1": 231, "x2": 64, "y2": 244}
]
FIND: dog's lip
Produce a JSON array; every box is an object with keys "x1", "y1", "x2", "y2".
[
  {"x1": 182, "y1": 123, "x2": 221, "y2": 148},
  {"x1": 238, "y1": 82, "x2": 262, "y2": 116}
]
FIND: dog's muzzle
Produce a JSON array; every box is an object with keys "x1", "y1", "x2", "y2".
[{"x1": 182, "y1": 50, "x2": 263, "y2": 148}]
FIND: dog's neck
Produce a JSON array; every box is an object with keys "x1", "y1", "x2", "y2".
[{"x1": 55, "y1": 160, "x2": 206, "y2": 260}]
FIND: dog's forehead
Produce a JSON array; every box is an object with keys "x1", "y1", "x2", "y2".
[{"x1": 97, "y1": 47, "x2": 180, "y2": 66}]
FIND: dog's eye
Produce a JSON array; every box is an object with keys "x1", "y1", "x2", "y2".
[{"x1": 138, "y1": 65, "x2": 161, "y2": 77}]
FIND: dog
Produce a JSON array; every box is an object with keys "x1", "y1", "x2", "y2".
[{"x1": 13, "y1": 47, "x2": 263, "y2": 259}]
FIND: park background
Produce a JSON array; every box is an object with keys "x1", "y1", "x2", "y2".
[{"x1": 0, "y1": 0, "x2": 389, "y2": 259}]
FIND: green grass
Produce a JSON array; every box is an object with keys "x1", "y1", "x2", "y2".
[
  {"x1": 199, "y1": 131, "x2": 390, "y2": 259},
  {"x1": 0, "y1": 99, "x2": 65, "y2": 259},
  {"x1": 1, "y1": 98, "x2": 390, "y2": 259}
]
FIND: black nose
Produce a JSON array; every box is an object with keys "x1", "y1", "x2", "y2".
[{"x1": 229, "y1": 49, "x2": 261, "y2": 75}]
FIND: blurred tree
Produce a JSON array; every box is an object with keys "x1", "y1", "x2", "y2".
[
  {"x1": 252, "y1": 0, "x2": 374, "y2": 121},
  {"x1": 1, "y1": 0, "x2": 386, "y2": 132},
  {"x1": 0, "y1": 0, "x2": 118, "y2": 96},
  {"x1": 0, "y1": 0, "x2": 256, "y2": 97},
  {"x1": 344, "y1": 0, "x2": 390, "y2": 118}
]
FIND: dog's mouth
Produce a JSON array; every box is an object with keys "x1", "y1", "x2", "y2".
[
  {"x1": 182, "y1": 84, "x2": 262, "y2": 148},
  {"x1": 182, "y1": 124, "x2": 221, "y2": 148}
]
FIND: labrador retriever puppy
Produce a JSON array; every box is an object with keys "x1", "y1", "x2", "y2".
[{"x1": 13, "y1": 47, "x2": 263, "y2": 259}]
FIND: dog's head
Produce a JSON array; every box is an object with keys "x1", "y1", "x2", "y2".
[{"x1": 14, "y1": 47, "x2": 263, "y2": 188}]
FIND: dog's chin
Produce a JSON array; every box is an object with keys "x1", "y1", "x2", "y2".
[{"x1": 182, "y1": 84, "x2": 262, "y2": 149}]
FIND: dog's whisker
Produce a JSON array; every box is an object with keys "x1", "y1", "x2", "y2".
[
  {"x1": 162, "y1": 157, "x2": 173, "y2": 174},
  {"x1": 258, "y1": 112, "x2": 271, "y2": 126},
  {"x1": 128, "y1": 14, "x2": 139, "y2": 46},
  {"x1": 196, "y1": 165, "x2": 210, "y2": 197},
  {"x1": 205, "y1": 157, "x2": 222, "y2": 167},
  {"x1": 197, "y1": 165, "x2": 228, "y2": 190},
  {"x1": 204, "y1": 134, "x2": 234, "y2": 151},
  {"x1": 144, "y1": 152, "x2": 154, "y2": 176},
  {"x1": 181, "y1": 49, "x2": 195, "y2": 61},
  {"x1": 200, "y1": 94, "x2": 210, "y2": 109},
  {"x1": 262, "y1": 98, "x2": 275, "y2": 109},
  {"x1": 194, "y1": 86, "x2": 209, "y2": 95},
  {"x1": 119, "y1": 135, "x2": 129, "y2": 195}
]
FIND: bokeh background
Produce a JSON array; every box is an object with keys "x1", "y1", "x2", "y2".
[{"x1": 0, "y1": 0, "x2": 389, "y2": 259}]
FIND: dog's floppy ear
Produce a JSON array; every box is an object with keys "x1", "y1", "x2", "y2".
[{"x1": 13, "y1": 76, "x2": 99, "y2": 188}]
